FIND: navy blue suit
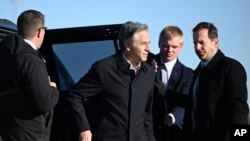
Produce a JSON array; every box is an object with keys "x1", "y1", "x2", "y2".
[{"x1": 153, "y1": 54, "x2": 193, "y2": 141}]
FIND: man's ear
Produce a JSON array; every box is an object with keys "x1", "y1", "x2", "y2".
[
  {"x1": 215, "y1": 38, "x2": 219, "y2": 47},
  {"x1": 124, "y1": 40, "x2": 131, "y2": 51},
  {"x1": 37, "y1": 28, "x2": 42, "y2": 38}
]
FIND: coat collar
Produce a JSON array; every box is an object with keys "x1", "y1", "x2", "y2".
[
  {"x1": 167, "y1": 59, "x2": 183, "y2": 89},
  {"x1": 194, "y1": 49, "x2": 225, "y2": 74},
  {"x1": 155, "y1": 53, "x2": 184, "y2": 89},
  {"x1": 0, "y1": 33, "x2": 38, "y2": 60},
  {"x1": 115, "y1": 50, "x2": 148, "y2": 74}
]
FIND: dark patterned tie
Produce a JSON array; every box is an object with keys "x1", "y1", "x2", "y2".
[{"x1": 193, "y1": 64, "x2": 204, "y2": 129}]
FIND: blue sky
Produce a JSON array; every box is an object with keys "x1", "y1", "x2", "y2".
[{"x1": 1, "y1": 0, "x2": 250, "y2": 106}]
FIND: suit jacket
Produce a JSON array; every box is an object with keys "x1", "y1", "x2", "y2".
[
  {"x1": 154, "y1": 54, "x2": 193, "y2": 128},
  {"x1": 66, "y1": 51, "x2": 155, "y2": 141},
  {"x1": 0, "y1": 33, "x2": 59, "y2": 141},
  {"x1": 183, "y1": 49, "x2": 249, "y2": 141},
  {"x1": 151, "y1": 54, "x2": 192, "y2": 141}
]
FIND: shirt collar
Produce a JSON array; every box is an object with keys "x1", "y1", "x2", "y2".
[
  {"x1": 122, "y1": 53, "x2": 141, "y2": 74},
  {"x1": 162, "y1": 58, "x2": 177, "y2": 71},
  {"x1": 201, "y1": 50, "x2": 218, "y2": 67},
  {"x1": 24, "y1": 39, "x2": 37, "y2": 50}
]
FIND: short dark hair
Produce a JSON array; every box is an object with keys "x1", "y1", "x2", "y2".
[
  {"x1": 192, "y1": 22, "x2": 218, "y2": 40},
  {"x1": 17, "y1": 9, "x2": 45, "y2": 38},
  {"x1": 118, "y1": 21, "x2": 148, "y2": 50}
]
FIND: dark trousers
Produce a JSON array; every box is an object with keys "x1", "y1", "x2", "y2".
[
  {"x1": 156, "y1": 124, "x2": 182, "y2": 141},
  {"x1": 1, "y1": 111, "x2": 53, "y2": 141}
]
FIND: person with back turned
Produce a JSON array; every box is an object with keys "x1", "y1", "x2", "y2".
[{"x1": 0, "y1": 9, "x2": 59, "y2": 141}]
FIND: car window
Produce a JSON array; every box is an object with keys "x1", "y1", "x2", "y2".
[{"x1": 52, "y1": 40, "x2": 117, "y2": 90}]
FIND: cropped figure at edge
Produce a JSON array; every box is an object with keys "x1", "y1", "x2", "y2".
[
  {"x1": 182, "y1": 21, "x2": 249, "y2": 141},
  {"x1": 0, "y1": 10, "x2": 59, "y2": 141}
]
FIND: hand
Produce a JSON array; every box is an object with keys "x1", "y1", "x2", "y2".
[
  {"x1": 151, "y1": 59, "x2": 158, "y2": 72},
  {"x1": 48, "y1": 76, "x2": 57, "y2": 88},
  {"x1": 49, "y1": 81, "x2": 57, "y2": 88},
  {"x1": 164, "y1": 115, "x2": 173, "y2": 126},
  {"x1": 79, "y1": 130, "x2": 92, "y2": 141}
]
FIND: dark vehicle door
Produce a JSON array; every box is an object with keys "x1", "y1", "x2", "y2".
[
  {"x1": 39, "y1": 24, "x2": 122, "y2": 141},
  {"x1": 0, "y1": 19, "x2": 17, "y2": 42},
  {"x1": 41, "y1": 24, "x2": 122, "y2": 91}
]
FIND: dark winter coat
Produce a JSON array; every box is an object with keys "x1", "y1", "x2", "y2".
[
  {"x1": 183, "y1": 50, "x2": 249, "y2": 141},
  {"x1": 66, "y1": 51, "x2": 155, "y2": 141},
  {"x1": 0, "y1": 33, "x2": 59, "y2": 141}
]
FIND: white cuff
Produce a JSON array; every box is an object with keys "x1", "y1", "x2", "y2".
[{"x1": 168, "y1": 113, "x2": 175, "y2": 124}]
